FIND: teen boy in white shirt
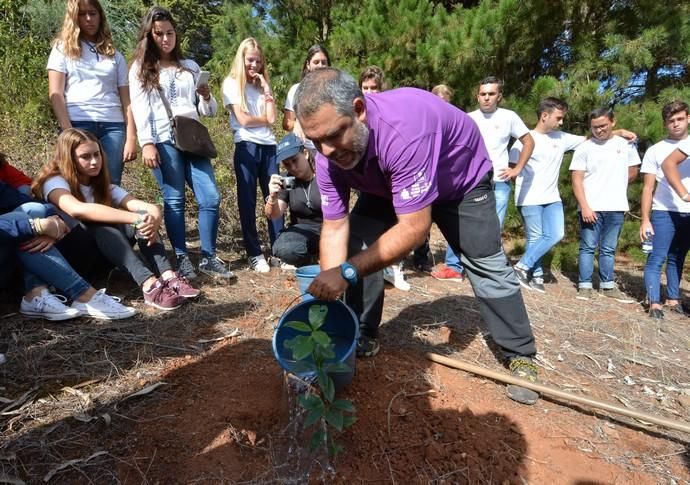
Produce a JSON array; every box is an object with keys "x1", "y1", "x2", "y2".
[
  {"x1": 511, "y1": 98, "x2": 635, "y2": 293},
  {"x1": 570, "y1": 107, "x2": 640, "y2": 302},
  {"x1": 639, "y1": 101, "x2": 690, "y2": 320}
]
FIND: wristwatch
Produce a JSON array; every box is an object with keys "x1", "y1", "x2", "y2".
[{"x1": 340, "y1": 262, "x2": 358, "y2": 287}]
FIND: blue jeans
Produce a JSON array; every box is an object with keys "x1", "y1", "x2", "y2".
[
  {"x1": 444, "y1": 180, "x2": 512, "y2": 271},
  {"x1": 643, "y1": 210, "x2": 690, "y2": 304},
  {"x1": 516, "y1": 202, "x2": 565, "y2": 278},
  {"x1": 153, "y1": 141, "x2": 221, "y2": 258},
  {"x1": 0, "y1": 211, "x2": 90, "y2": 299},
  {"x1": 71, "y1": 121, "x2": 126, "y2": 186},
  {"x1": 494, "y1": 180, "x2": 512, "y2": 228},
  {"x1": 233, "y1": 141, "x2": 283, "y2": 257},
  {"x1": 577, "y1": 211, "x2": 625, "y2": 289}
]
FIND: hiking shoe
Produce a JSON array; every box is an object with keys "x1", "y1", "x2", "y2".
[
  {"x1": 576, "y1": 287, "x2": 594, "y2": 300},
  {"x1": 356, "y1": 334, "x2": 380, "y2": 358},
  {"x1": 166, "y1": 274, "x2": 201, "y2": 299},
  {"x1": 383, "y1": 264, "x2": 410, "y2": 291},
  {"x1": 249, "y1": 255, "x2": 270, "y2": 273},
  {"x1": 667, "y1": 303, "x2": 687, "y2": 316},
  {"x1": 506, "y1": 356, "x2": 540, "y2": 405},
  {"x1": 143, "y1": 279, "x2": 185, "y2": 311},
  {"x1": 513, "y1": 266, "x2": 531, "y2": 290},
  {"x1": 601, "y1": 287, "x2": 634, "y2": 304},
  {"x1": 71, "y1": 289, "x2": 137, "y2": 320},
  {"x1": 529, "y1": 276, "x2": 545, "y2": 293},
  {"x1": 200, "y1": 256, "x2": 237, "y2": 279},
  {"x1": 176, "y1": 254, "x2": 198, "y2": 280},
  {"x1": 431, "y1": 265, "x2": 464, "y2": 282},
  {"x1": 649, "y1": 307, "x2": 664, "y2": 320},
  {"x1": 20, "y1": 289, "x2": 81, "y2": 321}
]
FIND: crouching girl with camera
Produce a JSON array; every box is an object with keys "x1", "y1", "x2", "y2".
[{"x1": 264, "y1": 133, "x2": 322, "y2": 268}]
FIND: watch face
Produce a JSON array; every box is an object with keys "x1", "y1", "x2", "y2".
[{"x1": 344, "y1": 268, "x2": 355, "y2": 278}]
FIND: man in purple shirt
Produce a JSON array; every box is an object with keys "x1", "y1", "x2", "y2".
[{"x1": 295, "y1": 68, "x2": 539, "y2": 404}]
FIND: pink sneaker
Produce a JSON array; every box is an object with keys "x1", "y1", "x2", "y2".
[
  {"x1": 143, "y1": 279, "x2": 186, "y2": 311},
  {"x1": 166, "y1": 274, "x2": 201, "y2": 299},
  {"x1": 431, "y1": 266, "x2": 464, "y2": 282}
]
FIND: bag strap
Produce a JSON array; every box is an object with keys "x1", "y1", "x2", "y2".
[{"x1": 157, "y1": 87, "x2": 175, "y2": 123}]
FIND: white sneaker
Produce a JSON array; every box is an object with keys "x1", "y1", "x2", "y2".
[
  {"x1": 383, "y1": 264, "x2": 410, "y2": 291},
  {"x1": 71, "y1": 289, "x2": 137, "y2": 320},
  {"x1": 20, "y1": 289, "x2": 81, "y2": 321},
  {"x1": 249, "y1": 255, "x2": 270, "y2": 273}
]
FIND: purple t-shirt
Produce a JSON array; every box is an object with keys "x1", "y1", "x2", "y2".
[{"x1": 316, "y1": 87, "x2": 492, "y2": 220}]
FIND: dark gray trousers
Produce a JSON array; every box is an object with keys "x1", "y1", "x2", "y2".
[{"x1": 347, "y1": 173, "x2": 536, "y2": 359}]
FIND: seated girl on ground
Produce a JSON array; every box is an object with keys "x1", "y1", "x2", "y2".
[
  {"x1": 264, "y1": 133, "x2": 322, "y2": 268},
  {"x1": 1, "y1": 182, "x2": 136, "y2": 321},
  {"x1": 32, "y1": 128, "x2": 199, "y2": 311}
]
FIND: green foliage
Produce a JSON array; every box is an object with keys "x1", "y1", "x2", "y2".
[{"x1": 283, "y1": 304, "x2": 357, "y2": 456}]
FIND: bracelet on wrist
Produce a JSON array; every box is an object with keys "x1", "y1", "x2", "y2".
[
  {"x1": 265, "y1": 195, "x2": 277, "y2": 206},
  {"x1": 29, "y1": 218, "x2": 38, "y2": 235},
  {"x1": 682, "y1": 192, "x2": 690, "y2": 201}
]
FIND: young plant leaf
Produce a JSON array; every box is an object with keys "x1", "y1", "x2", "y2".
[
  {"x1": 310, "y1": 429, "x2": 326, "y2": 453},
  {"x1": 322, "y1": 362, "x2": 352, "y2": 373},
  {"x1": 304, "y1": 408, "x2": 324, "y2": 427},
  {"x1": 308, "y1": 305, "x2": 328, "y2": 329},
  {"x1": 342, "y1": 414, "x2": 358, "y2": 428},
  {"x1": 284, "y1": 320, "x2": 312, "y2": 333},
  {"x1": 325, "y1": 408, "x2": 344, "y2": 431},
  {"x1": 331, "y1": 399, "x2": 356, "y2": 413},
  {"x1": 298, "y1": 393, "x2": 324, "y2": 412},
  {"x1": 317, "y1": 370, "x2": 335, "y2": 403},
  {"x1": 312, "y1": 330, "x2": 330, "y2": 346},
  {"x1": 329, "y1": 442, "x2": 344, "y2": 456},
  {"x1": 292, "y1": 337, "x2": 315, "y2": 361}
]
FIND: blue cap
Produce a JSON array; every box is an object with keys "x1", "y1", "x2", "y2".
[{"x1": 275, "y1": 133, "x2": 304, "y2": 165}]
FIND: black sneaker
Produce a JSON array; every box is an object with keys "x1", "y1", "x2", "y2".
[
  {"x1": 356, "y1": 335, "x2": 380, "y2": 358},
  {"x1": 413, "y1": 260, "x2": 433, "y2": 273},
  {"x1": 506, "y1": 356, "x2": 539, "y2": 405},
  {"x1": 199, "y1": 256, "x2": 237, "y2": 280},
  {"x1": 528, "y1": 276, "x2": 545, "y2": 293},
  {"x1": 513, "y1": 266, "x2": 531, "y2": 290},
  {"x1": 667, "y1": 303, "x2": 687, "y2": 316},
  {"x1": 649, "y1": 307, "x2": 664, "y2": 320},
  {"x1": 177, "y1": 254, "x2": 198, "y2": 280}
]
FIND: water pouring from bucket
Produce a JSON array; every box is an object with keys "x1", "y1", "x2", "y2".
[{"x1": 272, "y1": 298, "x2": 359, "y2": 456}]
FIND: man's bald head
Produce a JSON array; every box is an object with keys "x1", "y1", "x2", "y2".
[{"x1": 295, "y1": 68, "x2": 363, "y2": 121}]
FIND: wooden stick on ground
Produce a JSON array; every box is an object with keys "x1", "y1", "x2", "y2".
[{"x1": 426, "y1": 353, "x2": 690, "y2": 434}]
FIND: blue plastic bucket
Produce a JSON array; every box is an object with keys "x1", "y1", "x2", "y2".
[
  {"x1": 295, "y1": 264, "x2": 321, "y2": 301},
  {"x1": 272, "y1": 299, "x2": 359, "y2": 393}
]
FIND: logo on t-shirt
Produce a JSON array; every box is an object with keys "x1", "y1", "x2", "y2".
[
  {"x1": 321, "y1": 194, "x2": 329, "y2": 207},
  {"x1": 401, "y1": 170, "x2": 431, "y2": 200}
]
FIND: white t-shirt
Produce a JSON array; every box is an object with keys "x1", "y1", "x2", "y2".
[
  {"x1": 42, "y1": 175, "x2": 129, "y2": 206},
  {"x1": 46, "y1": 41, "x2": 128, "y2": 122},
  {"x1": 640, "y1": 137, "x2": 690, "y2": 213},
  {"x1": 284, "y1": 83, "x2": 299, "y2": 111},
  {"x1": 468, "y1": 108, "x2": 529, "y2": 181},
  {"x1": 568, "y1": 135, "x2": 641, "y2": 211},
  {"x1": 129, "y1": 59, "x2": 217, "y2": 147},
  {"x1": 512, "y1": 130, "x2": 585, "y2": 206},
  {"x1": 221, "y1": 77, "x2": 276, "y2": 145}
]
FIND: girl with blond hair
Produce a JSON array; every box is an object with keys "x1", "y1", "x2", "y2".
[
  {"x1": 33, "y1": 128, "x2": 197, "y2": 311},
  {"x1": 47, "y1": 0, "x2": 136, "y2": 185},
  {"x1": 128, "y1": 6, "x2": 233, "y2": 281},
  {"x1": 222, "y1": 37, "x2": 282, "y2": 273}
]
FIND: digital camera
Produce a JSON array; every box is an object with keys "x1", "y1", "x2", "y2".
[{"x1": 281, "y1": 176, "x2": 296, "y2": 190}]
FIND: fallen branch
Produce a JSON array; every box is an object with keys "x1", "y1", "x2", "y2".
[{"x1": 426, "y1": 353, "x2": 690, "y2": 434}]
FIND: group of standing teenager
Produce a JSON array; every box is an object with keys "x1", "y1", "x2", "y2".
[{"x1": 3, "y1": 0, "x2": 326, "y2": 322}]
